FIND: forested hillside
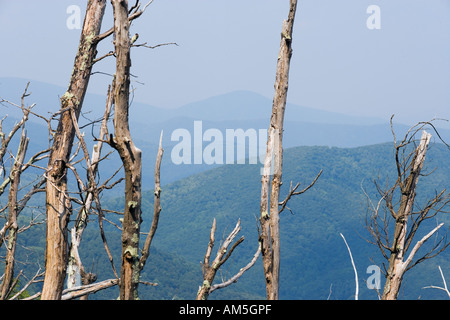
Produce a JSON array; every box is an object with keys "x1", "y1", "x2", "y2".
[{"x1": 7, "y1": 142, "x2": 449, "y2": 299}]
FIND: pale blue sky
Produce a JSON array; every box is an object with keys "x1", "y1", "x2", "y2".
[{"x1": 0, "y1": 0, "x2": 449, "y2": 127}]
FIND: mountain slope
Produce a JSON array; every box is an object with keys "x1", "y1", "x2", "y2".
[
  {"x1": 4, "y1": 142, "x2": 449, "y2": 300},
  {"x1": 128, "y1": 142, "x2": 450, "y2": 299}
]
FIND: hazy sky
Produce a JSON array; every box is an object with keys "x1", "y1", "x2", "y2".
[{"x1": 0, "y1": 0, "x2": 449, "y2": 127}]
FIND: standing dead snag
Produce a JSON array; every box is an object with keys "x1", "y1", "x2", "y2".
[
  {"x1": 260, "y1": 0, "x2": 300, "y2": 300},
  {"x1": 196, "y1": 219, "x2": 261, "y2": 300},
  {"x1": 110, "y1": 1, "x2": 164, "y2": 299},
  {"x1": 0, "y1": 128, "x2": 29, "y2": 300},
  {"x1": 1, "y1": 86, "x2": 49, "y2": 299},
  {"x1": 260, "y1": 0, "x2": 320, "y2": 300},
  {"x1": 42, "y1": 0, "x2": 107, "y2": 300},
  {"x1": 0, "y1": 83, "x2": 49, "y2": 300},
  {"x1": 365, "y1": 120, "x2": 450, "y2": 300},
  {"x1": 110, "y1": 0, "x2": 143, "y2": 300}
]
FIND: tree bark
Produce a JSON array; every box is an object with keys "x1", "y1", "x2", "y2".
[
  {"x1": 61, "y1": 279, "x2": 119, "y2": 300},
  {"x1": 381, "y1": 131, "x2": 431, "y2": 300},
  {"x1": 260, "y1": 0, "x2": 297, "y2": 300},
  {"x1": 110, "y1": 0, "x2": 143, "y2": 300},
  {"x1": 0, "y1": 129, "x2": 29, "y2": 299},
  {"x1": 41, "y1": 0, "x2": 106, "y2": 300}
]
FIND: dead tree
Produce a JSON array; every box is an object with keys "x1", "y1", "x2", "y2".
[
  {"x1": 0, "y1": 128, "x2": 29, "y2": 300},
  {"x1": 196, "y1": 219, "x2": 261, "y2": 300},
  {"x1": 259, "y1": 0, "x2": 298, "y2": 301},
  {"x1": 109, "y1": 0, "x2": 144, "y2": 300},
  {"x1": 42, "y1": 0, "x2": 159, "y2": 300},
  {"x1": 2, "y1": 0, "x2": 161, "y2": 300},
  {"x1": 365, "y1": 119, "x2": 450, "y2": 300},
  {"x1": 0, "y1": 86, "x2": 49, "y2": 300},
  {"x1": 104, "y1": 0, "x2": 165, "y2": 300},
  {"x1": 41, "y1": 0, "x2": 107, "y2": 300},
  {"x1": 259, "y1": 0, "x2": 320, "y2": 300},
  {"x1": 66, "y1": 84, "x2": 115, "y2": 299}
]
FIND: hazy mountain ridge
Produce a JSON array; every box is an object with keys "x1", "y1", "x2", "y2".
[
  {"x1": 3, "y1": 77, "x2": 449, "y2": 188},
  {"x1": 2, "y1": 78, "x2": 450, "y2": 300}
]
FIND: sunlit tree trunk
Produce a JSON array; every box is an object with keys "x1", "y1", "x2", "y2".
[
  {"x1": 41, "y1": 0, "x2": 106, "y2": 300},
  {"x1": 382, "y1": 131, "x2": 431, "y2": 300},
  {"x1": 110, "y1": 0, "x2": 143, "y2": 300},
  {"x1": 260, "y1": 0, "x2": 298, "y2": 300}
]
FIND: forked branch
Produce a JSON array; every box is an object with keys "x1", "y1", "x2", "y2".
[{"x1": 197, "y1": 219, "x2": 255, "y2": 300}]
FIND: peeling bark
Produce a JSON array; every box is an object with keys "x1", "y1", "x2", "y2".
[
  {"x1": 41, "y1": 0, "x2": 107, "y2": 300},
  {"x1": 382, "y1": 131, "x2": 432, "y2": 300},
  {"x1": 110, "y1": 0, "x2": 143, "y2": 300},
  {"x1": 260, "y1": 0, "x2": 297, "y2": 300}
]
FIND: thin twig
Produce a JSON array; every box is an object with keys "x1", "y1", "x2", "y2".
[
  {"x1": 340, "y1": 233, "x2": 359, "y2": 300},
  {"x1": 422, "y1": 266, "x2": 450, "y2": 298},
  {"x1": 279, "y1": 170, "x2": 322, "y2": 214}
]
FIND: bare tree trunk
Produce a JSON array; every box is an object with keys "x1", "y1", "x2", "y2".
[
  {"x1": 110, "y1": 0, "x2": 143, "y2": 300},
  {"x1": 41, "y1": 0, "x2": 106, "y2": 300},
  {"x1": 0, "y1": 129, "x2": 29, "y2": 299},
  {"x1": 382, "y1": 131, "x2": 432, "y2": 300},
  {"x1": 365, "y1": 121, "x2": 450, "y2": 300},
  {"x1": 260, "y1": 0, "x2": 297, "y2": 300}
]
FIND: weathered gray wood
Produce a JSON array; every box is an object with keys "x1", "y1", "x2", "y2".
[
  {"x1": 260, "y1": 0, "x2": 298, "y2": 300},
  {"x1": 42, "y1": 0, "x2": 107, "y2": 300},
  {"x1": 382, "y1": 131, "x2": 432, "y2": 300},
  {"x1": 0, "y1": 129, "x2": 29, "y2": 299},
  {"x1": 110, "y1": 0, "x2": 143, "y2": 300}
]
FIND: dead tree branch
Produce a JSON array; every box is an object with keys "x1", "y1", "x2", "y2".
[
  {"x1": 197, "y1": 219, "x2": 253, "y2": 300},
  {"x1": 259, "y1": 0, "x2": 300, "y2": 300},
  {"x1": 278, "y1": 170, "x2": 322, "y2": 215},
  {"x1": 66, "y1": 83, "x2": 116, "y2": 297},
  {"x1": 365, "y1": 121, "x2": 450, "y2": 300},
  {"x1": 209, "y1": 243, "x2": 261, "y2": 295},
  {"x1": 61, "y1": 278, "x2": 119, "y2": 300},
  {"x1": 422, "y1": 266, "x2": 450, "y2": 298},
  {"x1": 139, "y1": 131, "x2": 164, "y2": 271}
]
